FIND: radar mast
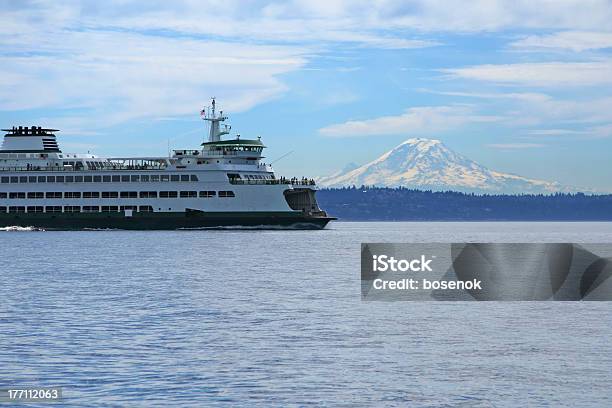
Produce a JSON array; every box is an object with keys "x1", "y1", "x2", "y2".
[{"x1": 200, "y1": 98, "x2": 231, "y2": 143}]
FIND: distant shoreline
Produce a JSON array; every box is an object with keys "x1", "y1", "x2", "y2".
[{"x1": 317, "y1": 187, "x2": 612, "y2": 221}]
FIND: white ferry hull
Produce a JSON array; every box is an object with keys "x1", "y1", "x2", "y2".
[{"x1": 1, "y1": 102, "x2": 336, "y2": 229}]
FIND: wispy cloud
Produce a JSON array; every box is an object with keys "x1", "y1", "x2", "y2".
[
  {"x1": 319, "y1": 106, "x2": 500, "y2": 137},
  {"x1": 487, "y1": 143, "x2": 545, "y2": 149},
  {"x1": 421, "y1": 89, "x2": 612, "y2": 124},
  {"x1": 441, "y1": 61, "x2": 612, "y2": 87},
  {"x1": 418, "y1": 89, "x2": 552, "y2": 102},
  {"x1": 527, "y1": 129, "x2": 585, "y2": 136},
  {"x1": 0, "y1": 28, "x2": 308, "y2": 123},
  {"x1": 511, "y1": 31, "x2": 612, "y2": 51}
]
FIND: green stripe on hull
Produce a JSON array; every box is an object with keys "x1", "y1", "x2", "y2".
[{"x1": 0, "y1": 211, "x2": 334, "y2": 230}]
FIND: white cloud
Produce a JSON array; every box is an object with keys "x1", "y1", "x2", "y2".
[
  {"x1": 589, "y1": 124, "x2": 612, "y2": 138},
  {"x1": 3, "y1": 0, "x2": 612, "y2": 132},
  {"x1": 0, "y1": 0, "x2": 447, "y2": 129},
  {"x1": 511, "y1": 31, "x2": 612, "y2": 51},
  {"x1": 376, "y1": 0, "x2": 612, "y2": 32},
  {"x1": 318, "y1": 106, "x2": 500, "y2": 137},
  {"x1": 0, "y1": 28, "x2": 307, "y2": 123},
  {"x1": 99, "y1": 0, "x2": 612, "y2": 34},
  {"x1": 419, "y1": 89, "x2": 552, "y2": 103},
  {"x1": 527, "y1": 129, "x2": 586, "y2": 136},
  {"x1": 419, "y1": 88, "x2": 612, "y2": 132},
  {"x1": 526, "y1": 125, "x2": 612, "y2": 139},
  {"x1": 442, "y1": 61, "x2": 612, "y2": 86},
  {"x1": 434, "y1": 91, "x2": 612, "y2": 123},
  {"x1": 487, "y1": 143, "x2": 545, "y2": 149}
]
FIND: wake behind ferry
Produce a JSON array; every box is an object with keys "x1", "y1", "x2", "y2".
[{"x1": 0, "y1": 99, "x2": 335, "y2": 230}]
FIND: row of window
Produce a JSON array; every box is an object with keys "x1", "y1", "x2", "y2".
[
  {"x1": 0, "y1": 174, "x2": 199, "y2": 184},
  {"x1": 0, "y1": 205, "x2": 154, "y2": 213},
  {"x1": 0, "y1": 191, "x2": 236, "y2": 199}
]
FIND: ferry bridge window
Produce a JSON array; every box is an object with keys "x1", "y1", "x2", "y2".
[
  {"x1": 180, "y1": 175, "x2": 189, "y2": 182},
  {"x1": 190, "y1": 175, "x2": 198, "y2": 181},
  {"x1": 45, "y1": 206, "x2": 62, "y2": 213},
  {"x1": 131, "y1": 175, "x2": 140, "y2": 182},
  {"x1": 56, "y1": 176, "x2": 64, "y2": 183},
  {"x1": 141, "y1": 175, "x2": 150, "y2": 182},
  {"x1": 219, "y1": 191, "x2": 235, "y2": 198},
  {"x1": 112, "y1": 175, "x2": 120, "y2": 182},
  {"x1": 19, "y1": 176, "x2": 27, "y2": 183},
  {"x1": 199, "y1": 191, "x2": 216, "y2": 197},
  {"x1": 84, "y1": 176, "x2": 93, "y2": 182},
  {"x1": 9, "y1": 206, "x2": 25, "y2": 213},
  {"x1": 171, "y1": 175, "x2": 180, "y2": 182},
  {"x1": 180, "y1": 191, "x2": 197, "y2": 198},
  {"x1": 139, "y1": 205, "x2": 153, "y2": 212},
  {"x1": 120, "y1": 191, "x2": 138, "y2": 198},
  {"x1": 102, "y1": 192, "x2": 119, "y2": 198}
]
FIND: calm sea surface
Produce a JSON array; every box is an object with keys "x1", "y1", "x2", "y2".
[{"x1": 1, "y1": 222, "x2": 611, "y2": 407}]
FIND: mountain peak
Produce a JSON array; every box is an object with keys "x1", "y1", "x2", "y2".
[
  {"x1": 401, "y1": 137, "x2": 441, "y2": 144},
  {"x1": 318, "y1": 138, "x2": 586, "y2": 194},
  {"x1": 398, "y1": 138, "x2": 442, "y2": 148}
]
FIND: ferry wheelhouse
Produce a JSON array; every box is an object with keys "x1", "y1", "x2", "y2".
[{"x1": 0, "y1": 100, "x2": 334, "y2": 229}]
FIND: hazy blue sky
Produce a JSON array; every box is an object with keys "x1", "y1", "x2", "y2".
[{"x1": 2, "y1": 1, "x2": 612, "y2": 190}]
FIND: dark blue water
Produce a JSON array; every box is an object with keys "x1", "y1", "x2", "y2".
[{"x1": 1, "y1": 222, "x2": 611, "y2": 407}]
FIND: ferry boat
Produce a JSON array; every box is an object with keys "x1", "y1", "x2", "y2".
[{"x1": 0, "y1": 99, "x2": 335, "y2": 230}]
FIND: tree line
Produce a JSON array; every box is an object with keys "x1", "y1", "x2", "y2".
[{"x1": 316, "y1": 187, "x2": 612, "y2": 221}]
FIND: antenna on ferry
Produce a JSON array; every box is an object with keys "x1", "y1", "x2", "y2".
[
  {"x1": 270, "y1": 150, "x2": 294, "y2": 165},
  {"x1": 200, "y1": 97, "x2": 229, "y2": 143}
]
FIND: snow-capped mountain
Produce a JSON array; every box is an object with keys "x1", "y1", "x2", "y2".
[{"x1": 317, "y1": 138, "x2": 584, "y2": 194}]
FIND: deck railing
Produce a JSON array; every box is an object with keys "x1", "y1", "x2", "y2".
[
  {"x1": 0, "y1": 164, "x2": 167, "y2": 172},
  {"x1": 229, "y1": 178, "x2": 316, "y2": 186}
]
